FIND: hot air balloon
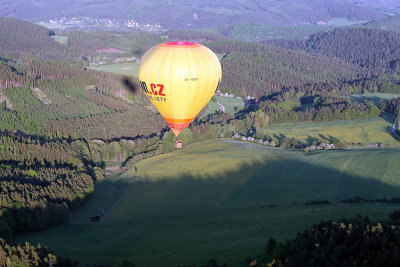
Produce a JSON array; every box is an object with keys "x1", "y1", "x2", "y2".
[{"x1": 138, "y1": 41, "x2": 222, "y2": 147}]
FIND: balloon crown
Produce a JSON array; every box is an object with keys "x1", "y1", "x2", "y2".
[{"x1": 160, "y1": 42, "x2": 200, "y2": 47}]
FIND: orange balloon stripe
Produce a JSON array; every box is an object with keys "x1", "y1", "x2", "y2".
[
  {"x1": 167, "y1": 122, "x2": 192, "y2": 129},
  {"x1": 164, "y1": 117, "x2": 194, "y2": 124}
]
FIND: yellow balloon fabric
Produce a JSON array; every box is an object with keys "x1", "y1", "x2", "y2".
[{"x1": 138, "y1": 42, "x2": 222, "y2": 136}]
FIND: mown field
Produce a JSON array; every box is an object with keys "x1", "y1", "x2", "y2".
[
  {"x1": 344, "y1": 93, "x2": 400, "y2": 106},
  {"x1": 214, "y1": 95, "x2": 244, "y2": 114},
  {"x1": 51, "y1": 35, "x2": 68, "y2": 45},
  {"x1": 17, "y1": 140, "x2": 400, "y2": 266},
  {"x1": 90, "y1": 62, "x2": 140, "y2": 77},
  {"x1": 262, "y1": 113, "x2": 399, "y2": 146}
]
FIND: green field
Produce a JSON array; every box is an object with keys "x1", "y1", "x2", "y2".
[
  {"x1": 17, "y1": 140, "x2": 400, "y2": 266},
  {"x1": 345, "y1": 93, "x2": 400, "y2": 107},
  {"x1": 214, "y1": 95, "x2": 244, "y2": 114},
  {"x1": 262, "y1": 113, "x2": 399, "y2": 146},
  {"x1": 203, "y1": 99, "x2": 220, "y2": 117},
  {"x1": 52, "y1": 35, "x2": 68, "y2": 45},
  {"x1": 90, "y1": 62, "x2": 139, "y2": 77},
  {"x1": 201, "y1": 95, "x2": 244, "y2": 117}
]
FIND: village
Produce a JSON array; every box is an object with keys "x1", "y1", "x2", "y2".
[{"x1": 37, "y1": 16, "x2": 162, "y2": 31}]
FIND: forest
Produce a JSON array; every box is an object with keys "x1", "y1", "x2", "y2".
[{"x1": 266, "y1": 213, "x2": 400, "y2": 266}]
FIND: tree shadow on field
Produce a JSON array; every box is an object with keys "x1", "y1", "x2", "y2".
[
  {"x1": 306, "y1": 135, "x2": 319, "y2": 145},
  {"x1": 380, "y1": 112, "x2": 395, "y2": 124},
  {"x1": 118, "y1": 150, "x2": 400, "y2": 213}
]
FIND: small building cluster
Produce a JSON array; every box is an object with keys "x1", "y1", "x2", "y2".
[
  {"x1": 232, "y1": 134, "x2": 276, "y2": 147},
  {"x1": 305, "y1": 143, "x2": 335, "y2": 151}
]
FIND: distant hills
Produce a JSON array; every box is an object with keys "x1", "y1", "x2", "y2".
[
  {"x1": 366, "y1": 14, "x2": 400, "y2": 34},
  {"x1": 0, "y1": 0, "x2": 398, "y2": 29}
]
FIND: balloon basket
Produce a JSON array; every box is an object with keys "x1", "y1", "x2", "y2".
[
  {"x1": 175, "y1": 142, "x2": 183, "y2": 149},
  {"x1": 175, "y1": 137, "x2": 183, "y2": 149}
]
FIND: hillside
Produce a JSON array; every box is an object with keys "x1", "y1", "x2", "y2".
[
  {"x1": 0, "y1": 18, "x2": 70, "y2": 60},
  {"x1": 67, "y1": 31, "x2": 165, "y2": 60},
  {"x1": 366, "y1": 14, "x2": 400, "y2": 34},
  {"x1": 265, "y1": 27, "x2": 400, "y2": 76},
  {"x1": 0, "y1": 54, "x2": 168, "y2": 139},
  {"x1": 207, "y1": 40, "x2": 362, "y2": 97},
  {"x1": 305, "y1": 27, "x2": 400, "y2": 75},
  {"x1": 16, "y1": 140, "x2": 400, "y2": 265}
]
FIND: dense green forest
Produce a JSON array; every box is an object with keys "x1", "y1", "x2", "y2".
[
  {"x1": 366, "y1": 14, "x2": 400, "y2": 34},
  {"x1": 206, "y1": 40, "x2": 361, "y2": 97},
  {"x1": 267, "y1": 213, "x2": 400, "y2": 266},
  {"x1": 305, "y1": 28, "x2": 400, "y2": 76},
  {"x1": 266, "y1": 27, "x2": 400, "y2": 76},
  {"x1": 0, "y1": 238, "x2": 77, "y2": 266},
  {"x1": 0, "y1": 133, "x2": 102, "y2": 233}
]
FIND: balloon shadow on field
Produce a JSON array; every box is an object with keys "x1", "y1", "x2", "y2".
[
  {"x1": 17, "y1": 147, "x2": 400, "y2": 266},
  {"x1": 121, "y1": 76, "x2": 139, "y2": 94}
]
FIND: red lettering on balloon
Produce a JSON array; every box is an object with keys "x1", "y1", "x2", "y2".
[
  {"x1": 150, "y1": 83, "x2": 157, "y2": 95},
  {"x1": 157, "y1": 84, "x2": 165, "y2": 96}
]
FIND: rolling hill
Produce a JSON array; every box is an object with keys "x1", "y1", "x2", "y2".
[
  {"x1": 207, "y1": 40, "x2": 362, "y2": 97},
  {"x1": 0, "y1": 17, "x2": 70, "y2": 60},
  {"x1": 16, "y1": 140, "x2": 400, "y2": 265},
  {"x1": 366, "y1": 14, "x2": 400, "y2": 34},
  {"x1": 266, "y1": 27, "x2": 400, "y2": 76}
]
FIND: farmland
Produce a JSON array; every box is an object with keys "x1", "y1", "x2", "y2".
[
  {"x1": 261, "y1": 113, "x2": 399, "y2": 146},
  {"x1": 17, "y1": 140, "x2": 400, "y2": 266},
  {"x1": 89, "y1": 62, "x2": 140, "y2": 77}
]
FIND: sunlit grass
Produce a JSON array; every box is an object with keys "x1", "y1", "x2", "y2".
[
  {"x1": 262, "y1": 113, "x2": 399, "y2": 146},
  {"x1": 52, "y1": 35, "x2": 68, "y2": 45},
  {"x1": 17, "y1": 140, "x2": 400, "y2": 266},
  {"x1": 90, "y1": 62, "x2": 139, "y2": 77}
]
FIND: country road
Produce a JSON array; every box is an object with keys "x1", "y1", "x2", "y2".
[
  {"x1": 216, "y1": 101, "x2": 225, "y2": 113},
  {"x1": 391, "y1": 113, "x2": 399, "y2": 139}
]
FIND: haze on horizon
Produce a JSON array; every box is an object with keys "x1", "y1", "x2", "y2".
[{"x1": 0, "y1": 0, "x2": 399, "y2": 30}]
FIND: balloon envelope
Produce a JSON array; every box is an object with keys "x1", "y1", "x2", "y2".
[{"x1": 138, "y1": 41, "x2": 222, "y2": 136}]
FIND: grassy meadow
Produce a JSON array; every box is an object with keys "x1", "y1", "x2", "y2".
[
  {"x1": 52, "y1": 35, "x2": 68, "y2": 45},
  {"x1": 17, "y1": 140, "x2": 400, "y2": 266},
  {"x1": 344, "y1": 93, "x2": 400, "y2": 106},
  {"x1": 90, "y1": 62, "x2": 140, "y2": 77},
  {"x1": 213, "y1": 95, "x2": 244, "y2": 114},
  {"x1": 262, "y1": 113, "x2": 399, "y2": 146}
]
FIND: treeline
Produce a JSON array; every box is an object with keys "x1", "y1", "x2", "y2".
[
  {"x1": 45, "y1": 105, "x2": 166, "y2": 140},
  {"x1": 267, "y1": 27, "x2": 400, "y2": 76},
  {"x1": 205, "y1": 40, "x2": 361, "y2": 97},
  {"x1": 0, "y1": 238, "x2": 77, "y2": 266},
  {"x1": 67, "y1": 30, "x2": 165, "y2": 58},
  {"x1": 366, "y1": 14, "x2": 400, "y2": 34},
  {"x1": 259, "y1": 95, "x2": 380, "y2": 125},
  {"x1": 267, "y1": 214, "x2": 400, "y2": 266},
  {"x1": 0, "y1": 133, "x2": 103, "y2": 235},
  {"x1": 166, "y1": 29, "x2": 223, "y2": 43},
  {"x1": 381, "y1": 97, "x2": 400, "y2": 123},
  {"x1": 68, "y1": 31, "x2": 118, "y2": 58},
  {"x1": 0, "y1": 17, "x2": 70, "y2": 60},
  {"x1": 306, "y1": 28, "x2": 400, "y2": 76}
]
